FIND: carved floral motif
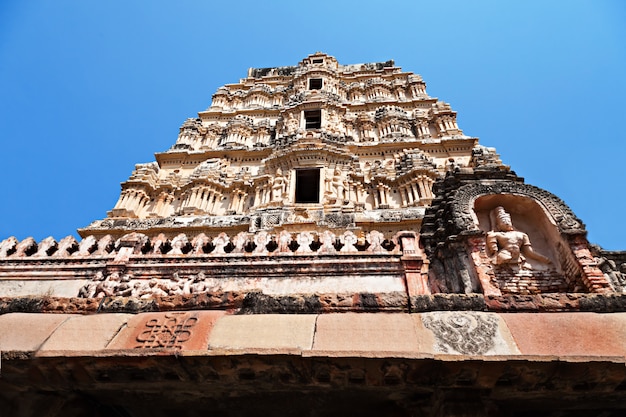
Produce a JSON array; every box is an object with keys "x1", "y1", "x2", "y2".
[{"x1": 421, "y1": 312, "x2": 498, "y2": 355}]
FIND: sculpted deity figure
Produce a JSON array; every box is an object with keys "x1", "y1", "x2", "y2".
[
  {"x1": 486, "y1": 206, "x2": 551, "y2": 268},
  {"x1": 272, "y1": 168, "x2": 286, "y2": 202},
  {"x1": 332, "y1": 168, "x2": 345, "y2": 202},
  {"x1": 286, "y1": 112, "x2": 300, "y2": 134},
  {"x1": 190, "y1": 272, "x2": 208, "y2": 293}
]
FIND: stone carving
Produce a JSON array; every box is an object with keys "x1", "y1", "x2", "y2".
[
  {"x1": 0, "y1": 236, "x2": 18, "y2": 257},
  {"x1": 277, "y1": 230, "x2": 292, "y2": 253},
  {"x1": 598, "y1": 257, "x2": 626, "y2": 292},
  {"x1": 151, "y1": 233, "x2": 169, "y2": 254},
  {"x1": 54, "y1": 235, "x2": 78, "y2": 257},
  {"x1": 78, "y1": 271, "x2": 104, "y2": 298},
  {"x1": 3, "y1": 230, "x2": 395, "y2": 263},
  {"x1": 117, "y1": 232, "x2": 150, "y2": 254},
  {"x1": 83, "y1": 272, "x2": 133, "y2": 298},
  {"x1": 323, "y1": 213, "x2": 355, "y2": 228},
  {"x1": 191, "y1": 233, "x2": 210, "y2": 254},
  {"x1": 486, "y1": 206, "x2": 551, "y2": 269},
  {"x1": 189, "y1": 272, "x2": 209, "y2": 293},
  {"x1": 296, "y1": 232, "x2": 314, "y2": 253},
  {"x1": 135, "y1": 312, "x2": 198, "y2": 349},
  {"x1": 79, "y1": 53, "x2": 479, "y2": 238},
  {"x1": 331, "y1": 168, "x2": 345, "y2": 204},
  {"x1": 318, "y1": 231, "x2": 337, "y2": 254},
  {"x1": 232, "y1": 231, "x2": 248, "y2": 253},
  {"x1": 448, "y1": 182, "x2": 585, "y2": 236},
  {"x1": 93, "y1": 235, "x2": 115, "y2": 256},
  {"x1": 14, "y1": 237, "x2": 37, "y2": 257},
  {"x1": 212, "y1": 232, "x2": 230, "y2": 254},
  {"x1": 253, "y1": 231, "x2": 270, "y2": 254},
  {"x1": 366, "y1": 230, "x2": 385, "y2": 253},
  {"x1": 422, "y1": 312, "x2": 499, "y2": 355},
  {"x1": 271, "y1": 168, "x2": 286, "y2": 203},
  {"x1": 74, "y1": 235, "x2": 97, "y2": 256},
  {"x1": 169, "y1": 233, "x2": 189, "y2": 255},
  {"x1": 340, "y1": 231, "x2": 358, "y2": 253},
  {"x1": 33, "y1": 237, "x2": 57, "y2": 257}
]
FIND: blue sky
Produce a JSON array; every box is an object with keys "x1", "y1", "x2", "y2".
[{"x1": 0, "y1": 1, "x2": 624, "y2": 250}]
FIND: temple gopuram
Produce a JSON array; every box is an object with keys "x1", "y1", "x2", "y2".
[{"x1": 1, "y1": 53, "x2": 626, "y2": 417}]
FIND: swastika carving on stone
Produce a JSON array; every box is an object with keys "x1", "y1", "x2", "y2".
[{"x1": 135, "y1": 312, "x2": 198, "y2": 349}]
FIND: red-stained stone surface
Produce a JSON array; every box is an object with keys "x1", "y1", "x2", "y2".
[
  {"x1": 501, "y1": 312, "x2": 626, "y2": 357},
  {"x1": 0, "y1": 313, "x2": 74, "y2": 351},
  {"x1": 38, "y1": 313, "x2": 132, "y2": 353},
  {"x1": 312, "y1": 312, "x2": 422, "y2": 354},
  {"x1": 107, "y1": 311, "x2": 225, "y2": 350}
]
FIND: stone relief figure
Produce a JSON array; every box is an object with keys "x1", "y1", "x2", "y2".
[
  {"x1": 232, "y1": 231, "x2": 248, "y2": 253},
  {"x1": 318, "y1": 230, "x2": 337, "y2": 254},
  {"x1": 277, "y1": 230, "x2": 292, "y2": 253},
  {"x1": 296, "y1": 232, "x2": 314, "y2": 253},
  {"x1": 486, "y1": 206, "x2": 551, "y2": 268},
  {"x1": 78, "y1": 271, "x2": 105, "y2": 298},
  {"x1": 212, "y1": 232, "x2": 230, "y2": 254},
  {"x1": 272, "y1": 168, "x2": 286, "y2": 203},
  {"x1": 285, "y1": 112, "x2": 300, "y2": 134},
  {"x1": 94, "y1": 272, "x2": 132, "y2": 298},
  {"x1": 598, "y1": 258, "x2": 626, "y2": 292},
  {"x1": 190, "y1": 272, "x2": 208, "y2": 293},
  {"x1": 253, "y1": 231, "x2": 269, "y2": 254},
  {"x1": 332, "y1": 169, "x2": 345, "y2": 203}
]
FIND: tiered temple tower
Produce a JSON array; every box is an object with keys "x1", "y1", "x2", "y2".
[
  {"x1": 82, "y1": 52, "x2": 472, "y2": 239},
  {"x1": 1, "y1": 53, "x2": 625, "y2": 417}
]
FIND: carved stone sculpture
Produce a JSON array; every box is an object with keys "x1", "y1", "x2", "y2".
[{"x1": 486, "y1": 206, "x2": 551, "y2": 268}]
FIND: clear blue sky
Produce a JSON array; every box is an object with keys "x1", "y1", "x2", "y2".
[{"x1": 1, "y1": 1, "x2": 624, "y2": 250}]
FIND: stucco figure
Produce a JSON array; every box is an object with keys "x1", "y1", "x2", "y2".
[{"x1": 486, "y1": 206, "x2": 551, "y2": 267}]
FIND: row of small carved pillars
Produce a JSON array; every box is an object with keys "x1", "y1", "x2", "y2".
[
  {"x1": 184, "y1": 118, "x2": 458, "y2": 149},
  {"x1": 113, "y1": 178, "x2": 434, "y2": 218},
  {"x1": 0, "y1": 230, "x2": 414, "y2": 259},
  {"x1": 211, "y1": 84, "x2": 427, "y2": 109}
]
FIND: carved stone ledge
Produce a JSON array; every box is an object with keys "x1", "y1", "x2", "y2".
[{"x1": 4, "y1": 293, "x2": 626, "y2": 315}]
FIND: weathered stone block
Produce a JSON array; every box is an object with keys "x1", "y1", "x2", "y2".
[
  {"x1": 107, "y1": 311, "x2": 224, "y2": 350},
  {"x1": 209, "y1": 314, "x2": 316, "y2": 351},
  {"x1": 38, "y1": 313, "x2": 132, "y2": 353},
  {"x1": 312, "y1": 313, "x2": 421, "y2": 354},
  {"x1": 501, "y1": 312, "x2": 626, "y2": 357},
  {"x1": 0, "y1": 313, "x2": 73, "y2": 351}
]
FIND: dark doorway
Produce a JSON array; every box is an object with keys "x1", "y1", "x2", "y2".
[
  {"x1": 295, "y1": 168, "x2": 320, "y2": 203},
  {"x1": 304, "y1": 110, "x2": 321, "y2": 129},
  {"x1": 309, "y1": 78, "x2": 323, "y2": 90}
]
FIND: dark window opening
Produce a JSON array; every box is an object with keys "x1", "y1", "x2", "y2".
[
  {"x1": 312, "y1": 58, "x2": 323, "y2": 64},
  {"x1": 304, "y1": 110, "x2": 321, "y2": 129},
  {"x1": 295, "y1": 169, "x2": 320, "y2": 203},
  {"x1": 309, "y1": 78, "x2": 323, "y2": 90}
]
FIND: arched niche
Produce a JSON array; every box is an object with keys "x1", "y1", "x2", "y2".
[{"x1": 449, "y1": 182, "x2": 585, "y2": 237}]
